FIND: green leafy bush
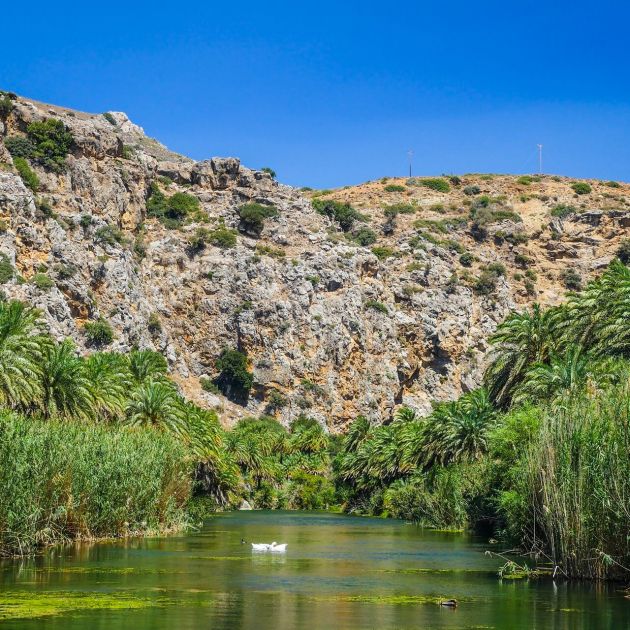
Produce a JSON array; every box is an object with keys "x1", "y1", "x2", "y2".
[
  {"x1": 365, "y1": 299, "x2": 388, "y2": 313},
  {"x1": 561, "y1": 268, "x2": 582, "y2": 291},
  {"x1": 84, "y1": 318, "x2": 114, "y2": 346},
  {"x1": 371, "y1": 246, "x2": 396, "y2": 260},
  {"x1": 0, "y1": 93, "x2": 14, "y2": 118},
  {"x1": 102, "y1": 112, "x2": 117, "y2": 126},
  {"x1": 517, "y1": 176, "x2": 534, "y2": 185},
  {"x1": 409, "y1": 178, "x2": 450, "y2": 193},
  {"x1": 31, "y1": 273, "x2": 54, "y2": 290},
  {"x1": 350, "y1": 226, "x2": 377, "y2": 246},
  {"x1": 463, "y1": 185, "x2": 480, "y2": 196},
  {"x1": 237, "y1": 202, "x2": 279, "y2": 237},
  {"x1": 147, "y1": 312, "x2": 162, "y2": 334},
  {"x1": 147, "y1": 183, "x2": 201, "y2": 229},
  {"x1": 459, "y1": 252, "x2": 474, "y2": 267},
  {"x1": 474, "y1": 269, "x2": 500, "y2": 295},
  {"x1": 214, "y1": 348, "x2": 253, "y2": 403},
  {"x1": 94, "y1": 224, "x2": 126, "y2": 247},
  {"x1": 605, "y1": 180, "x2": 620, "y2": 188},
  {"x1": 4, "y1": 135, "x2": 34, "y2": 158},
  {"x1": 0, "y1": 254, "x2": 14, "y2": 284},
  {"x1": 13, "y1": 157, "x2": 39, "y2": 191},
  {"x1": 383, "y1": 184, "x2": 406, "y2": 192},
  {"x1": 550, "y1": 204, "x2": 576, "y2": 218},
  {"x1": 208, "y1": 226, "x2": 237, "y2": 248},
  {"x1": 261, "y1": 167, "x2": 277, "y2": 179},
  {"x1": 313, "y1": 199, "x2": 364, "y2": 232},
  {"x1": 571, "y1": 182, "x2": 591, "y2": 195},
  {"x1": 25, "y1": 118, "x2": 74, "y2": 172},
  {"x1": 616, "y1": 239, "x2": 630, "y2": 264}
]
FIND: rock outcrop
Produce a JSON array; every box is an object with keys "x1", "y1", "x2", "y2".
[{"x1": 1, "y1": 93, "x2": 629, "y2": 430}]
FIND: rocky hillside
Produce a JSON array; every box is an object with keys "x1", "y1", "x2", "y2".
[{"x1": 0, "y1": 92, "x2": 628, "y2": 430}]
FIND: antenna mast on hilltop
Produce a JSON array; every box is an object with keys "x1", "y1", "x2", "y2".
[
  {"x1": 537, "y1": 144, "x2": 543, "y2": 175},
  {"x1": 407, "y1": 149, "x2": 413, "y2": 178}
]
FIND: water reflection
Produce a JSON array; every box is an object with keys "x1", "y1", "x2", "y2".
[{"x1": 0, "y1": 511, "x2": 627, "y2": 629}]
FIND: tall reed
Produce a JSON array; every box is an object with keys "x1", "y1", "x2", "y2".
[
  {"x1": 0, "y1": 412, "x2": 192, "y2": 556},
  {"x1": 520, "y1": 387, "x2": 630, "y2": 579}
]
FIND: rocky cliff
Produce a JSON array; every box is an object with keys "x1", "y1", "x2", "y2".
[{"x1": 0, "y1": 93, "x2": 628, "y2": 430}]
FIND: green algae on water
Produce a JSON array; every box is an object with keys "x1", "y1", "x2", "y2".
[{"x1": 0, "y1": 590, "x2": 172, "y2": 621}]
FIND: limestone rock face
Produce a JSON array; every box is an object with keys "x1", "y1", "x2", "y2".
[{"x1": 1, "y1": 94, "x2": 629, "y2": 431}]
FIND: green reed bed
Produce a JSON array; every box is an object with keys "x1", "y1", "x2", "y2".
[
  {"x1": 514, "y1": 388, "x2": 630, "y2": 580},
  {"x1": 0, "y1": 413, "x2": 192, "y2": 556}
]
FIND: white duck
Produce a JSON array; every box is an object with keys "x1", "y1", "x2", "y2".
[{"x1": 251, "y1": 541, "x2": 287, "y2": 552}]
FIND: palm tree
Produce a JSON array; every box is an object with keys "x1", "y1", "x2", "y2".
[
  {"x1": 0, "y1": 301, "x2": 46, "y2": 409},
  {"x1": 125, "y1": 379, "x2": 184, "y2": 435},
  {"x1": 394, "y1": 406, "x2": 418, "y2": 424},
  {"x1": 127, "y1": 349, "x2": 168, "y2": 385},
  {"x1": 484, "y1": 304, "x2": 555, "y2": 407},
  {"x1": 512, "y1": 345, "x2": 619, "y2": 405},
  {"x1": 39, "y1": 339, "x2": 93, "y2": 420},
  {"x1": 343, "y1": 415, "x2": 371, "y2": 453},
  {"x1": 290, "y1": 424, "x2": 328, "y2": 454},
  {"x1": 84, "y1": 352, "x2": 131, "y2": 420}
]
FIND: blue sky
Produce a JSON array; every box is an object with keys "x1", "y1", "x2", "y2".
[{"x1": 2, "y1": 1, "x2": 629, "y2": 187}]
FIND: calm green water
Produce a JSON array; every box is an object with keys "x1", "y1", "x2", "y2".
[{"x1": 0, "y1": 511, "x2": 628, "y2": 629}]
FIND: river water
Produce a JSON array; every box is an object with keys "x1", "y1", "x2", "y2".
[{"x1": 0, "y1": 511, "x2": 627, "y2": 628}]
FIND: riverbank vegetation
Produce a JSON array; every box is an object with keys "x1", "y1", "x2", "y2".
[{"x1": 1, "y1": 261, "x2": 630, "y2": 581}]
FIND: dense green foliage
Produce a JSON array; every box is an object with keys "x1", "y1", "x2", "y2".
[
  {"x1": 13, "y1": 157, "x2": 39, "y2": 191},
  {"x1": 0, "y1": 413, "x2": 191, "y2": 556},
  {"x1": 408, "y1": 178, "x2": 451, "y2": 193},
  {"x1": 313, "y1": 199, "x2": 365, "y2": 232},
  {"x1": 214, "y1": 348, "x2": 254, "y2": 403},
  {"x1": 327, "y1": 260, "x2": 630, "y2": 580},
  {"x1": 571, "y1": 182, "x2": 591, "y2": 195},
  {"x1": 5, "y1": 120, "x2": 75, "y2": 173},
  {"x1": 84, "y1": 318, "x2": 114, "y2": 346},
  {"x1": 237, "y1": 202, "x2": 278, "y2": 236},
  {"x1": 147, "y1": 183, "x2": 201, "y2": 229}
]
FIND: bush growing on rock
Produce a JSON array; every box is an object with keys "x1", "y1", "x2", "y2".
[
  {"x1": 0, "y1": 93, "x2": 14, "y2": 118},
  {"x1": 350, "y1": 226, "x2": 377, "y2": 246},
  {"x1": 571, "y1": 182, "x2": 591, "y2": 195},
  {"x1": 371, "y1": 246, "x2": 396, "y2": 260},
  {"x1": 313, "y1": 198, "x2": 364, "y2": 232},
  {"x1": 0, "y1": 255, "x2": 14, "y2": 284},
  {"x1": 214, "y1": 348, "x2": 253, "y2": 403},
  {"x1": 95, "y1": 224, "x2": 126, "y2": 247},
  {"x1": 459, "y1": 252, "x2": 474, "y2": 267},
  {"x1": 4, "y1": 136, "x2": 35, "y2": 158},
  {"x1": 13, "y1": 157, "x2": 39, "y2": 191},
  {"x1": 25, "y1": 119, "x2": 74, "y2": 172},
  {"x1": 408, "y1": 178, "x2": 450, "y2": 193},
  {"x1": 84, "y1": 317, "x2": 114, "y2": 347},
  {"x1": 147, "y1": 183, "x2": 201, "y2": 229},
  {"x1": 261, "y1": 166, "x2": 276, "y2": 179},
  {"x1": 383, "y1": 184, "x2": 406, "y2": 192},
  {"x1": 365, "y1": 299, "x2": 388, "y2": 313},
  {"x1": 551, "y1": 204, "x2": 576, "y2": 218},
  {"x1": 31, "y1": 273, "x2": 54, "y2": 291},
  {"x1": 237, "y1": 202, "x2": 278, "y2": 237},
  {"x1": 616, "y1": 239, "x2": 630, "y2": 265},
  {"x1": 561, "y1": 268, "x2": 582, "y2": 291},
  {"x1": 463, "y1": 185, "x2": 481, "y2": 196}
]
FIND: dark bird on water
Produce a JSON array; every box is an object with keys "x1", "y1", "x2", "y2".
[{"x1": 440, "y1": 599, "x2": 458, "y2": 608}]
